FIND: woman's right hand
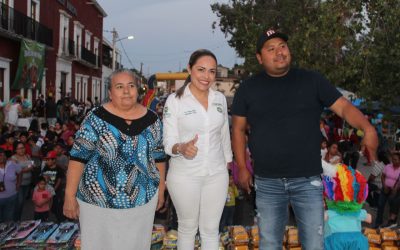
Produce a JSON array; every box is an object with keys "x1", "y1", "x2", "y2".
[
  {"x1": 180, "y1": 135, "x2": 198, "y2": 159},
  {"x1": 63, "y1": 195, "x2": 80, "y2": 220}
]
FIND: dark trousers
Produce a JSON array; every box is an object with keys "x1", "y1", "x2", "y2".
[
  {"x1": 52, "y1": 191, "x2": 65, "y2": 222},
  {"x1": 219, "y1": 206, "x2": 235, "y2": 232},
  {"x1": 367, "y1": 182, "x2": 380, "y2": 208},
  {"x1": 375, "y1": 189, "x2": 400, "y2": 227},
  {"x1": 14, "y1": 184, "x2": 30, "y2": 221},
  {"x1": 0, "y1": 194, "x2": 17, "y2": 223},
  {"x1": 34, "y1": 211, "x2": 49, "y2": 221}
]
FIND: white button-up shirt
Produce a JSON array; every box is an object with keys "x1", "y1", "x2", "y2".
[{"x1": 163, "y1": 85, "x2": 233, "y2": 176}]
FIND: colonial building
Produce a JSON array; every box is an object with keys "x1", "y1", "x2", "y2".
[
  {"x1": 101, "y1": 37, "x2": 123, "y2": 101},
  {"x1": 0, "y1": 0, "x2": 106, "y2": 103},
  {"x1": 212, "y1": 65, "x2": 245, "y2": 106}
]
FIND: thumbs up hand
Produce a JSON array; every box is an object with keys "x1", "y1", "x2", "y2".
[{"x1": 180, "y1": 135, "x2": 198, "y2": 159}]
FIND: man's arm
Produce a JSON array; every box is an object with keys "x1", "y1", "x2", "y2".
[
  {"x1": 232, "y1": 115, "x2": 252, "y2": 193},
  {"x1": 330, "y1": 97, "x2": 378, "y2": 160}
]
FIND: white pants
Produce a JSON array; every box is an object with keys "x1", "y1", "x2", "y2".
[{"x1": 167, "y1": 171, "x2": 228, "y2": 250}]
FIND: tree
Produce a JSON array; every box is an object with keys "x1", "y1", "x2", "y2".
[
  {"x1": 211, "y1": 0, "x2": 400, "y2": 107},
  {"x1": 356, "y1": 1, "x2": 400, "y2": 107}
]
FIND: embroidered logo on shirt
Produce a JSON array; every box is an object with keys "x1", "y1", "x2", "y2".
[
  {"x1": 163, "y1": 106, "x2": 171, "y2": 118},
  {"x1": 212, "y1": 103, "x2": 223, "y2": 113},
  {"x1": 184, "y1": 110, "x2": 197, "y2": 115}
]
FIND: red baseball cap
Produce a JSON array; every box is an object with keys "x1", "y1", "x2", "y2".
[{"x1": 44, "y1": 150, "x2": 57, "y2": 159}]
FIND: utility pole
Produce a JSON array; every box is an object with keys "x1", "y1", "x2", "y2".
[{"x1": 111, "y1": 27, "x2": 118, "y2": 71}]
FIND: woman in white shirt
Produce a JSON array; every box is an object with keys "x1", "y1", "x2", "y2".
[{"x1": 163, "y1": 49, "x2": 232, "y2": 249}]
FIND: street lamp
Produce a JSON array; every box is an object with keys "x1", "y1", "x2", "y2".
[{"x1": 111, "y1": 28, "x2": 134, "y2": 71}]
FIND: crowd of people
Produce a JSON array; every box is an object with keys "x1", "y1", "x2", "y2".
[
  {"x1": 0, "y1": 28, "x2": 397, "y2": 250},
  {"x1": 0, "y1": 119, "x2": 78, "y2": 223}
]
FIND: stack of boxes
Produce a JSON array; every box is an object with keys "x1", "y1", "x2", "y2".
[
  {"x1": 285, "y1": 227, "x2": 302, "y2": 250},
  {"x1": 228, "y1": 225, "x2": 249, "y2": 249},
  {"x1": 364, "y1": 227, "x2": 399, "y2": 250}
]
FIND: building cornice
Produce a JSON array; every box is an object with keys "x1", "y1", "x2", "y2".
[
  {"x1": 59, "y1": 9, "x2": 72, "y2": 19},
  {"x1": 86, "y1": 0, "x2": 107, "y2": 17}
]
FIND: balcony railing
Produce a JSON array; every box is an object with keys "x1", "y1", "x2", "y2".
[
  {"x1": 0, "y1": 2, "x2": 53, "y2": 47},
  {"x1": 81, "y1": 46, "x2": 96, "y2": 66},
  {"x1": 60, "y1": 37, "x2": 75, "y2": 57}
]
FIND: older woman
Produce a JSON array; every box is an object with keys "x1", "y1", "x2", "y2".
[{"x1": 63, "y1": 69, "x2": 166, "y2": 250}]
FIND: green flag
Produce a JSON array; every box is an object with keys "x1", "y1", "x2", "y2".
[{"x1": 12, "y1": 39, "x2": 45, "y2": 90}]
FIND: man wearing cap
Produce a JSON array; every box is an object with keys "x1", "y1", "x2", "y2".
[
  {"x1": 231, "y1": 28, "x2": 378, "y2": 249},
  {"x1": 41, "y1": 150, "x2": 65, "y2": 222}
]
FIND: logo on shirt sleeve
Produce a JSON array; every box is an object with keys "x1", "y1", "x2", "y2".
[
  {"x1": 163, "y1": 106, "x2": 171, "y2": 118},
  {"x1": 212, "y1": 102, "x2": 223, "y2": 113}
]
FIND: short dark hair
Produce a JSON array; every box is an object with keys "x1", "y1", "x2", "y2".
[
  {"x1": 19, "y1": 132, "x2": 29, "y2": 138},
  {"x1": 36, "y1": 176, "x2": 47, "y2": 184},
  {"x1": 13, "y1": 141, "x2": 25, "y2": 154}
]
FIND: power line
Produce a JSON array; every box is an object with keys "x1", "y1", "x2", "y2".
[{"x1": 119, "y1": 40, "x2": 135, "y2": 69}]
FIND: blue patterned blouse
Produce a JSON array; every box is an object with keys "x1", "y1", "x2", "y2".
[{"x1": 70, "y1": 106, "x2": 166, "y2": 209}]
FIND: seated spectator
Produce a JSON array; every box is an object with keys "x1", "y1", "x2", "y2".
[
  {"x1": 321, "y1": 140, "x2": 328, "y2": 159},
  {"x1": 0, "y1": 133, "x2": 15, "y2": 158},
  {"x1": 40, "y1": 123, "x2": 48, "y2": 138},
  {"x1": 60, "y1": 123, "x2": 74, "y2": 144},
  {"x1": 65, "y1": 135, "x2": 74, "y2": 155},
  {"x1": 19, "y1": 132, "x2": 32, "y2": 156},
  {"x1": 323, "y1": 142, "x2": 342, "y2": 165},
  {"x1": 54, "y1": 122, "x2": 63, "y2": 138}
]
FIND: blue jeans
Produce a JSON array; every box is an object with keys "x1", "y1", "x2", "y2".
[
  {"x1": 0, "y1": 194, "x2": 17, "y2": 223},
  {"x1": 255, "y1": 175, "x2": 324, "y2": 250}
]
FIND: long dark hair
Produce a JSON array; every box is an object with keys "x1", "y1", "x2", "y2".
[{"x1": 175, "y1": 49, "x2": 217, "y2": 98}]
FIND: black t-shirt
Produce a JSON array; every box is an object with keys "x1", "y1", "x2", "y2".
[
  {"x1": 34, "y1": 99, "x2": 45, "y2": 117},
  {"x1": 41, "y1": 165, "x2": 65, "y2": 191},
  {"x1": 45, "y1": 99, "x2": 57, "y2": 118},
  {"x1": 232, "y1": 68, "x2": 342, "y2": 178}
]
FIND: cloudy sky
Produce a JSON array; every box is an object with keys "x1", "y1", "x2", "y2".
[{"x1": 96, "y1": 0, "x2": 243, "y2": 76}]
